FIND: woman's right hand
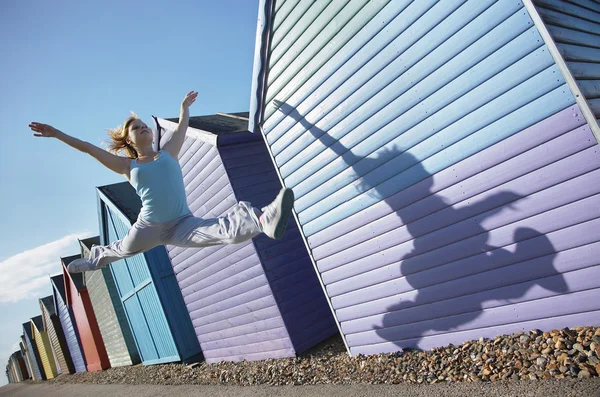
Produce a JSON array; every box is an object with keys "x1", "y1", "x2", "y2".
[{"x1": 29, "y1": 122, "x2": 61, "y2": 138}]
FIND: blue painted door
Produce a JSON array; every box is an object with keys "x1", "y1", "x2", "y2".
[{"x1": 104, "y1": 207, "x2": 180, "y2": 365}]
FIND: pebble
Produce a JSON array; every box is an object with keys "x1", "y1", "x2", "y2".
[{"x1": 44, "y1": 326, "x2": 598, "y2": 386}]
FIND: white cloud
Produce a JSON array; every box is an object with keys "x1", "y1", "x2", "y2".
[{"x1": 0, "y1": 232, "x2": 91, "y2": 303}]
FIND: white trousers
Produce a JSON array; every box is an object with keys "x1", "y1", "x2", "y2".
[{"x1": 89, "y1": 201, "x2": 263, "y2": 269}]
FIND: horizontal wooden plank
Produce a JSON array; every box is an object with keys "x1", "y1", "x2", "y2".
[
  {"x1": 589, "y1": 98, "x2": 600, "y2": 117},
  {"x1": 190, "y1": 191, "x2": 238, "y2": 219},
  {"x1": 181, "y1": 143, "x2": 215, "y2": 183},
  {"x1": 202, "y1": 337, "x2": 294, "y2": 359},
  {"x1": 535, "y1": 0, "x2": 600, "y2": 23},
  {"x1": 274, "y1": 1, "x2": 525, "y2": 166},
  {"x1": 567, "y1": 61, "x2": 600, "y2": 79},
  {"x1": 558, "y1": 43, "x2": 600, "y2": 62},
  {"x1": 193, "y1": 303, "x2": 281, "y2": 332},
  {"x1": 230, "y1": 170, "x2": 280, "y2": 190},
  {"x1": 267, "y1": 0, "x2": 468, "y2": 151},
  {"x1": 204, "y1": 347, "x2": 295, "y2": 363},
  {"x1": 178, "y1": 244, "x2": 257, "y2": 291},
  {"x1": 341, "y1": 242, "x2": 600, "y2": 332},
  {"x1": 266, "y1": 0, "x2": 393, "y2": 106},
  {"x1": 308, "y1": 105, "x2": 584, "y2": 248},
  {"x1": 184, "y1": 156, "x2": 225, "y2": 195},
  {"x1": 188, "y1": 181, "x2": 234, "y2": 215},
  {"x1": 268, "y1": 1, "x2": 354, "y2": 83},
  {"x1": 201, "y1": 327, "x2": 290, "y2": 351},
  {"x1": 323, "y1": 189, "x2": 600, "y2": 291},
  {"x1": 345, "y1": 288, "x2": 600, "y2": 347},
  {"x1": 178, "y1": 138, "x2": 204, "y2": 170},
  {"x1": 277, "y1": 8, "x2": 535, "y2": 181},
  {"x1": 198, "y1": 317, "x2": 287, "y2": 343},
  {"x1": 269, "y1": 0, "x2": 338, "y2": 68},
  {"x1": 563, "y1": 0, "x2": 600, "y2": 13},
  {"x1": 297, "y1": 53, "x2": 561, "y2": 220},
  {"x1": 579, "y1": 79, "x2": 600, "y2": 99},
  {"x1": 171, "y1": 237, "x2": 243, "y2": 272},
  {"x1": 174, "y1": 242, "x2": 252, "y2": 281},
  {"x1": 547, "y1": 24, "x2": 600, "y2": 48},
  {"x1": 271, "y1": 0, "x2": 310, "y2": 47},
  {"x1": 302, "y1": 84, "x2": 576, "y2": 236},
  {"x1": 263, "y1": 0, "x2": 415, "y2": 123},
  {"x1": 350, "y1": 309, "x2": 600, "y2": 355},
  {"x1": 185, "y1": 274, "x2": 270, "y2": 315},
  {"x1": 537, "y1": 6, "x2": 600, "y2": 35},
  {"x1": 315, "y1": 129, "x2": 597, "y2": 268},
  {"x1": 169, "y1": 241, "x2": 227, "y2": 273},
  {"x1": 187, "y1": 174, "x2": 230, "y2": 214},
  {"x1": 182, "y1": 261, "x2": 264, "y2": 303}
]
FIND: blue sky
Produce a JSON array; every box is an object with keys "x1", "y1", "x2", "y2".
[{"x1": 0, "y1": 0, "x2": 259, "y2": 385}]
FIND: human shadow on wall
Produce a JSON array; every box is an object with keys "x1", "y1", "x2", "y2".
[{"x1": 273, "y1": 100, "x2": 568, "y2": 351}]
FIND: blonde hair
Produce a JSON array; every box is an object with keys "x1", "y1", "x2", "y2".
[{"x1": 107, "y1": 112, "x2": 140, "y2": 159}]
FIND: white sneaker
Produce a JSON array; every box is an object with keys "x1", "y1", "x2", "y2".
[
  {"x1": 260, "y1": 188, "x2": 294, "y2": 239},
  {"x1": 67, "y1": 257, "x2": 96, "y2": 273}
]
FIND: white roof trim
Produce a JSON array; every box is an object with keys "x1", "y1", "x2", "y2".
[{"x1": 156, "y1": 118, "x2": 217, "y2": 146}]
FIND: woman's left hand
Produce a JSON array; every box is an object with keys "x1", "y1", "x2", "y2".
[{"x1": 182, "y1": 91, "x2": 198, "y2": 109}]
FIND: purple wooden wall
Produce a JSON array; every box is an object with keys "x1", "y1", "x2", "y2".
[
  {"x1": 319, "y1": 105, "x2": 600, "y2": 355},
  {"x1": 219, "y1": 139, "x2": 338, "y2": 355},
  {"x1": 165, "y1": 132, "x2": 295, "y2": 363},
  {"x1": 250, "y1": 0, "x2": 600, "y2": 356}
]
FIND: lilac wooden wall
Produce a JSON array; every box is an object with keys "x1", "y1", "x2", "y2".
[
  {"x1": 249, "y1": 0, "x2": 600, "y2": 355},
  {"x1": 159, "y1": 114, "x2": 337, "y2": 363},
  {"x1": 219, "y1": 138, "x2": 337, "y2": 355},
  {"x1": 166, "y1": 132, "x2": 295, "y2": 363}
]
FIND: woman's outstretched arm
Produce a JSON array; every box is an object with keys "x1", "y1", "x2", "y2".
[
  {"x1": 29, "y1": 122, "x2": 131, "y2": 178},
  {"x1": 163, "y1": 91, "x2": 197, "y2": 159}
]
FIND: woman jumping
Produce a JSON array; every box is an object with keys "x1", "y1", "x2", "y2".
[{"x1": 29, "y1": 91, "x2": 294, "y2": 273}]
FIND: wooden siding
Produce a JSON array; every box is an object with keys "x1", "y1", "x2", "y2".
[
  {"x1": 63, "y1": 258, "x2": 110, "y2": 371},
  {"x1": 9, "y1": 352, "x2": 28, "y2": 382},
  {"x1": 19, "y1": 342, "x2": 32, "y2": 380},
  {"x1": 167, "y1": 135, "x2": 295, "y2": 363},
  {"x1": 22, "y1": 324, "x2": 45, "y2": 380},
  {"x1": 40, "y1": 297, "x2": 74, "y2": 374},
  {"x1": 254, "y1": 0, "x2": 600, "y2": 355},
  {"x1": 219, "y1": 139, "x2": 338, "y2": 354},
  {"x1": 533, "y1": 0, "x2": 600, "y2": 119},
  {"x1": 52, "y1": 275, "x2": 87, "y2": 372},
  {"x1": 99, "y1": 186, "x2": 201, "y2": 365},
  {"x1": 31, "y1": 317, "x2": 58, "y2": 379},
  {"x1": 85, "y1": 267, "x2": 140, "y2": 367},
  {"x1": 104, "y1": 207, "x2": 179, "y2": 364}
]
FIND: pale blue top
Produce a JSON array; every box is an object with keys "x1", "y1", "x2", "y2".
[{"x1": 129, "y1": 150, "x2": 191, "y2": 223}]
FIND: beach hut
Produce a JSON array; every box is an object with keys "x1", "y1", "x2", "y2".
[
  {"x1": 30, "y1": 315, "x2": 58, "y2": 379},
  {"x1": 40, "y1": 295, "x2": 74, "y2": 374},
  {"x1": 7, "y1": 354, "x2": 18, "y2": 383},
  {"x1": 151, "y1": 112, "x2": 337, "y2": 363},
  {"x1": 22, "y1": 323, "x2": 45, "y2": 380},
  {"x1": 50, "y1": 274, "x2": 87, "y2": 372},
  {"x1": 9, "y1": 351, "x2": 29, "y2": 382},
  {"x1": 5, "y1": 363, "x2": 14, "y2": 384},
  {"x1": 61, "y1": 256, "x2": 110, "y2": 371},
  {"x1": 80, "y1": 237, "x2": 140, "y2": 367},
  {"x1": 96, "y1": 183, "x2": 201, "y2": 365},
  {"x1": 248, "y1": 0, "x2": 600, "y2": 356},
  {"x1": 19, "y1": 341, "x2": 33, "y2": 380}
]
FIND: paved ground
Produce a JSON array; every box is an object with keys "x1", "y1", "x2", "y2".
[{"x1": 2, "y1": 378, "x2": 599, "y2": 397}]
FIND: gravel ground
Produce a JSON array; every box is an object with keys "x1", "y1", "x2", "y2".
[
  {"x1": 46, "y1": 326, "x2": 600, "y2": 387},
  {"x1": 5, "y1": 378, "x2": 600, "y2": 397}
]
